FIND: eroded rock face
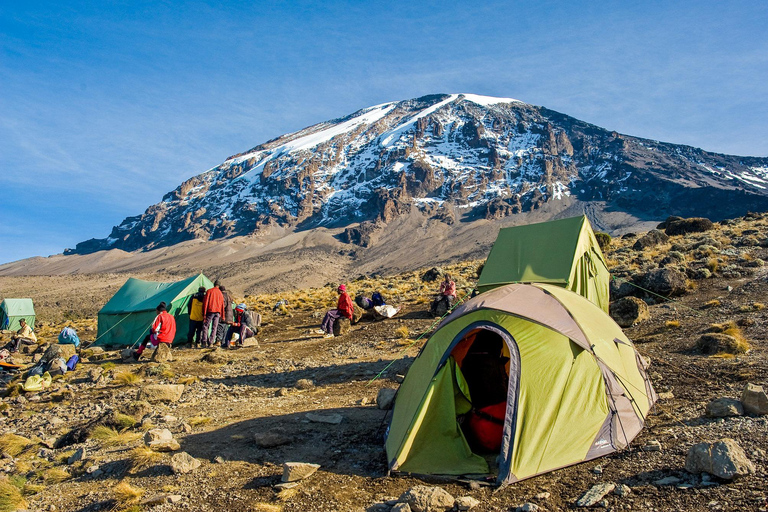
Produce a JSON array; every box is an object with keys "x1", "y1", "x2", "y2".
[
  {"x1": 609, "y1": 296, "x2": 650, "y2": 327},
  {"x1": 685, "y1": 438, "x2": 755, "y2": 480}
]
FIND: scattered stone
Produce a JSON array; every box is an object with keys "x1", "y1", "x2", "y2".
[
  {"x1": 665, "y1": 217, "x2": 714, "y2": 236},
  {"x1": 642, "y1": 440, "x2": 662, "y2": 452},
  {"x1": 706, "y1": 397, "x2": 744, "y2": 417},
  {"x1": 295, "y1": 378, "x2": 315, "y2": 390},
  {"x1": 455, "y1": 496, "x2": 480, "y2": 510},
  {"x1": 137, "y1": 384, "x2": 185, "y2": 403},
  {"x1": 377, "y1": 388, "x2": 397, "y2": 410},
  {"x1": 515, "y1": 504, "x2": 539, "y2": 512},
  {"x1": 201, "y1": 350, "x2": 228, "y2": 364},
  {"x1": 141, "y1": 494, "x2": 181, "y2": 507},
  {"x1": 122, "y1": 400, "x2": 152, "y2": 418},
  {"x1": 613, "y1": 484, "x2": 631, "y2": 497},
  {"x1": 213, "y1": 456, "x2": 225, "y2": 464},
  {"x1": 534, "y1": 492, "x2": 550, "y2": 500},
  {"x1": 276, "y1": 387, "x2": 290, "y2": 397},
  {"x1": 576, "y1": 483, "x2": 616, "y2": 507},
  {"x1": 253, "y1": 431, "x2": 291, "y2": 448},
  {"x1": 42, "y1": 344, "x2": 77, "y2": 364},
  {"x1": 654, "y1": 476, "x2": 681, "y2": 486},
  {"x1": 151, "y1": 343, "x2": 173, "y2": 363},
  {"x1": 274, "y1": 482, "x2": 299, "y2": 490},
  {"x1": 171, "y1": 451, "x2": 201, "y2": 474},
  {"x1": 282, "y1": 462, "x2": 320, "y2": 482},
  {"x1": 657, "y1": 391, "x2": 674, "y2": 400},
  {"x1": 398, "y1": 485, "x2": 454, "y2": 512},
  {"x1": 305, "y1": 412, "x2": 343, "y2": 424},
  {"x1": 67, "y1": 447, "x2": 86, "y2": 465},
  {"x1": 87, "y1": 367, "x2": 104, "y2": 384},
  {"x1": 144, "y1": 428, "x2": 180, "y2": 452},
  {"x1": 591, "y1": 465, "x2": 603, "y2": 475},
  {"x1": 610, "y1": 279, "x2": 636, "y2": 300},
  {"x1": 609, "y1": 296, "x2": 651, "y2": 327},
  {"x1": 685, "y1": 438, "x2": 755, "y2": 480},
  {"x1": 741, "y1": 383, "x2": 768, "y2": 415},
  {"x1": 421, "y1": 267, "x2": 443, "y2": 282}
]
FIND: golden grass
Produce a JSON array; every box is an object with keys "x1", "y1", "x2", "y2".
[
  {"x1": 712, "y1": 353, "x2": 736, "y2": 359},
  {"x1": 0, "y1": 478, "x2": 28, "y2": 512},
  {"x1": 113, "y1": 481, "x2": 144, "y2": 505},
  {"x1": 160, "y1": 368, "x2": 175, "y2": 379},
  {"x1": 394, "y1": 326, "x2": 409, "y2": 339},
  {"x1": 707, "y1": 321, "x2": 751, "y2": 354},
  {"x1": 112, "y1": 413, "x2": 138, "y2": 431},
  {"x1": 39, "y1": 467, "x2": 70, "y2": 484},
  {"x1": 252, "y1": 504, "x2": 282, "y2": 512},
  {"x1": 101, "y1": 362, "x2": 116, "y2": 371},
  {"x1": 128, "y1": 447, "x2": 162, "y2": 470},
  {"x1": 113, "y1": 372, "x2": 142, "y2": 386},
  {"x1": 178, "y1": 376, "x2": 199, "y2": 385},
  {"x1": 0, "y1": 434, "x2": 33, "y2": 458},
  {"x1": 188, "y1": 416, "x2": 212, "y2": 426},
  {"x1": 90, "y1": 426, "x2": 141, "y2": 447},
  {"x1": 703, "y1": 299, "x2": 721, "y2": 308},
  {"x1": 739, "y1": 302, "x2": 765, "y2": 312},
  {"x1": 706, "y1": 258, "x2": 719, "y2": 273},
  {"x1": 665, "y1": 320, "x2": 680, "y2": 329}
]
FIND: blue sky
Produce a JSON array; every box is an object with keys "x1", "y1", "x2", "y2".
[{"x1": 1, "y1": 1, "x2": 766, "y2": 264}]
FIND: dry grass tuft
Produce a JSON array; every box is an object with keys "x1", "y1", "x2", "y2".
[
  {"x1": 101, "y1": 362, "x2": 116, "y2": 371},
  {"x1": 706, "y1": 258, "x2": 719, "y2": 273},
  {"x1": 0, "y1": 477, "x2": 28, "y2": 511},
  {"x1": 0, "y1": 434, "x2": 33, "y2": 458},
  {"x1": 665, "y1": 320, "x2": 680, "y2": 329},
  {"x1": 276, "y1": 487, "x2": 298, "y2": 501},
  {"x1": 113, "y1": 372, "x2": 142, "y2": 386},
  {"x1": 178, "y1": 376, "x2": 199, "y2": 385},
  {"x1": 188, "y1": 416, "x2": 212, "y2": 427},
  {"x1": 252, "y1": 504, "x2": 282, "y2": 512},
  {"x1": 703, "y1": 299, "x2": 721, "y2": 309},
  {"x1": 113, "y1": 481, "x2": 144, "y2": 505},
  {"x1": 112, "y1": 413, "x2": 137, "y2": 431},
  {"x1": 128, "y1": 447, "x2": 162, "y2": 470},
  {"x1": 394, "y1": 326, "x2": 409, "y2": 339},
  {"x1": 39, "y1": 467, "x2": 70, "y2": 484},
  {"x1": 712, "y1": 353, "x2": 736, "y2": 359},
  {"x1": 90, "y1": 426, "x2": 141, "y2": 447}
]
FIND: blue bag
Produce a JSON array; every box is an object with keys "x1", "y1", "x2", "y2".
[
  {"x1": 58, "y1": 327, "x2": 80, "y2": 348},
  {"x1": 66, "y1": 355, "x2": 79, "y2": 372}
]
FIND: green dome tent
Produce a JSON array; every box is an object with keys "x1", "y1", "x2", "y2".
[
  {"x1": 476, "y1": 215, "x2": 610, "y2": 312},
  {"x1": 0, "y1": 298, "x2": 36, "y2": 331},
  {"x1": 95, "y1": 274, "x2": 213, "y2": 347},
  {"x1": 385, "y1": 283, "x2": 655, "y2": 485}
]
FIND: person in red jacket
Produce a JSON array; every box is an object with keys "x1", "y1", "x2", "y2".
[
  {"x1": 320, "y1": 284, "x2": 354, "y2": 337},
  {"x1": 201, "y1": 280, "x2": 226, "y2": 347},
  {"x1": 133, "y1": 302, "x2": 176, "y2": 360}
]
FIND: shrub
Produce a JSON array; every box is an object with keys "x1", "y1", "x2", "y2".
[
  {"x1": 111, "y1": 413, "x2": 137, "y2": 431},
  {"x1": 595, "y1": 232, "x2": 612, "y2": 253},
  {"x1": 178, "y1": 376, "x2": 199, "y2": 386},
  {"x1": 706, "y1": 258, "x2": 719, "y2": 273},
  {"x1": 39, "y1": 468, "x2": 70, "y2": 484}
]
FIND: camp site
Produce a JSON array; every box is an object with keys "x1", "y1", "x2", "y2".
[{"x1": 0, "y1": 215, "x2": 767, "y2": 511}]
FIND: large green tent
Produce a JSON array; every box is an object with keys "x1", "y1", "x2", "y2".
[
  {"x1": 385, "y1": 283, "x2": 656, "y2": 485},
  {"x1": 0, "y1": 298, "x2": 36, "y2": 331},
  {"x1": 95, "y1": 274, "x2": 213, "y2": 347},
  {"x1": 476, "y1": 215, "x2": 610, "y2": 312}
]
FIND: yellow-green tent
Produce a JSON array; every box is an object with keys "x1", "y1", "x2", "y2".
[
  {"x1": 0, "y1": 298, "x2": 36, "y2": 331},
  {"x1": 476, "y1": 216, "x2": 610, "y2": 312},
  {"x1": 385, "y1": 283, "x2": 655, "y2": 485}
]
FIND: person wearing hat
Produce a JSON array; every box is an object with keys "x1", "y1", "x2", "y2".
[
  {"x1": 201, "y1": 280, "x2": 226, "y2": 347},
  {"x1": 133, "y1": 302, "x2": 176, "y2": 360},
  {"x1": 320, "y1": 284, "x2": 354, "y2": 337},
  {"x1": 186, "y1": 286, "x2": 206, "y2": 348},
  {"x1": 225, "y1": 303, "x2": 260, "y2": 348},
  {"x1": 4, "y1": 318, "x2": 37, "y2": 353}
]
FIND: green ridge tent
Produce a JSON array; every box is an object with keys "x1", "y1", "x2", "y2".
[
  {"x1": 95, "y1": 274, "x2": 213, "y2": 347},
  {"x1": 0, "y1": 298, "x2": 36, "y2": 331},
  {"x1": 385, "y1": 283, "x2": 656, "y2": 485},
  {"x1": 476, "y1": 215, "x2": 610, "y2": 312}
]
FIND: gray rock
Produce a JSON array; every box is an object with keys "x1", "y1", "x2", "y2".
[
  {"x1": 282, "y1": 462, "x2": 320, "y2": 482},
  {"x1": 654, "y1": 476, "x2": 681, "y2": 486},
  {"x1": 642, "y1": 440, "x2": 662, "y2": 452},
  {"x1": 576, "y1": 483, "x2": 616, "y2": 507},
  {"x1": 391, "y1": 504, "x2": 412, "y2": 512},
  {"x1": 705, "y1": 397, "x2": 744, "y2": 417},
  {"x1": 685, "y1": 438, "x2": 755, "y2": 480},
  {"x1": 151, "y1": 343, "x2": 173, "y2": 363},
  {"x1": 741, "y1": 383, "x2": 768, "y2": 415},
  {"x1": 534, "y1": 492, "x2": 550, "y2": 500},
  {"x1": 42, "y1": 344, "x2": 78, "y2": 364},
  {"x1": 121, "y1": 348, "x2": 135, "y2": 363},
  {"x1": 170, "y1": 451, "x2": 201, "y2": 474},
  {"x1": 295, "y1": 379, "x2": 315, "y2": 390},
  {"x1": 398, "y1": 485, "x2": 454, "y2": 512},
  {"x1": 633, "y1": 230, "x2": 669, "y2": 251},
  {"x1": 144, "y1": 428, "x2": 180, "y2": 452},
  {"x1": 67, "y1": 447, "x2": 86, "y2": 465},
  {"x1": 333, "y1": 317, "x2": 351, "y2": 336},
  {"x1": 637, "y1": 268, "x2": 687, "y2": 297},
  {"x1": 609, "y1": 296, "x2": 650, "y2": 327},
  {"x1": 455, "y1": 496, "x2": 480, "y2": 510},
  {"x1": 137, "y1": 384, "x2": 185, "y2": 403},
  {"x1": 695, "y1": 333, "x2": 745, "y2": 355},
  {"x1": 516, "y1": 504, "x2": 539, "y2": 512},
  {"x1": 613, "y1": 484, "x2": 631, "y2": 497},
  {"x1": 305, "y1": 412, "x2": 343, "y2": 424},
  {"x1": 253, "y1": 431, "x2": 291, "y2": 448},
  {"x1": 377, "y1": 388, "x2": 397, "y2": 410}
]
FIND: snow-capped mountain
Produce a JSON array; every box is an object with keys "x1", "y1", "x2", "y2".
[{"x1": 71, "y1": 93, "x2": 768, "y2": 254}]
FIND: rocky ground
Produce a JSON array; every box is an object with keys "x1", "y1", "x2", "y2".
[{"x1": 1, "y1": 215, "x2": 768, "y2": 511}]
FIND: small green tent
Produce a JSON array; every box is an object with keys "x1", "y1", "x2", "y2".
[
  {"x1": 0, "y1": 299, "x2": 36, "y2": 331},
  {"x1": 476, "y1": 215, "x2": 610, "y2": 312},
  {"x1": 95, "y1": 274, "x2": 213, "y2": 347},
  {"x1": 385, "y1": 283, "x2": 656, "y2": 485}
]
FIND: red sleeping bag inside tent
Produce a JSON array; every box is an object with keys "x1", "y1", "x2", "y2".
[{"x1": 466, "y1": 402, "x2": 507, "y2": 452}]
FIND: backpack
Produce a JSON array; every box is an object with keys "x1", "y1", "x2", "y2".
[
  {"x1": 46, "y1": 357, "x2": 68, "y2": 376},
  {"x1": 58, "y1": 327, "x2": 80, "y2": 348}
]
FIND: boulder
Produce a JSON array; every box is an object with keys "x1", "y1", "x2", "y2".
[
  {"x1": 575, "y1": 483, "x2": 615, "y2": 507},
  {"x1": 391, "y1": 504, "x2": 412, "y2": 512},
  {"x1": 121, "y1": 348, "x2": 135, "y2": 363},
  {"x1": 151, "y1": 343, "x2": 173, "y2": 363},
  {"x1": 376, "y1": 388, "x2": 397, "y2": 410},
  {"x1": 253, "y1": 431, "x2": 291, "y2": 448},
  {"x1": 432, "y1": 299, "x2": 449, "y2": 317},
  {"x1": 398, "y1": 485, "x2": 455, "y2": 512},
  {"x1": 609, "y1": 296, "x2": 650, "y2": 327},
  {"x1": 705, "y1": 397, "x2": 744, "y2": 417},
  {"x1": 137, "y1": 384, "x2": 185, "y2": 403},
  {"x1": 333, "y1": 317, "x2": 351, "y2": 336},
  {"x1": 665, "y1": 217, "x2": 714, "y2": 236},
  {"x1": 633, "y1": 230, "x2": 669, "y2": 250},
  {"x1": 637, "y1": 268, "x2": 687, "y2": 297},
  {"x1": 67, "y1": 447, "x2": 86, "y2": 465},
  {"x1": 170, "y1": 451, "x2": 201, "y2": 474},
  {"x1": 610, "y1": 279, "x2": 636, "y2": 300},
  {"x1": 42, "y1": 344, "x2": 77, "y2": 363},
  {"x1": 144, "y1": 428, "x2": 180, "y2": 452},
  {"x1": 657, "y1": 216, "x2": 684, "y2": 230},
  {"x1": 455, "y1": 496, "x2": 480, "y2": 510},
  {"x1": 282, "y1": 462, "x2": 320, "y2": 482},
  {"x1": 421, "y1": 267, "x2": 443, "y2": 282},
  {"x1": 695, "y1": 333, "x2": 746, "y2": 355},
  {"x1": 741, "y1": 383, "x2": 768, "y2": 415},
  {"x1": 352, "y1": 305, "x2": 364, "y2": 325},
  {"x1": 685, "y1": 438, "x2": 755, "y2": 480}
]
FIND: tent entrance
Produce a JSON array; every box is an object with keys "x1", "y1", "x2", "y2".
[{"x1": 444, "y1": 323, "x2": 521, "y2": 482}]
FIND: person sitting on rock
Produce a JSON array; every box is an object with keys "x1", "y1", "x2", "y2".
[
  {"x1": 4, "y1": 318, "x2": 37, "y2": 353},
  {"x1": 133, "y1": 302, "x2": 176, "y2": 360},
  {"x1": 225, "y1": 303, "x2": 260, "y2": 348},
  {"x1": 431, "y1": 273, "x2": 456, "y2": 316},
  {"x1": 320, "y1": 284, "x2": 354, "y2": 338}
]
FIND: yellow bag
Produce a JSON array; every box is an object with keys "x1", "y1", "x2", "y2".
[{"x1": 22, "y1": 371, "x2": 52, "y2": 392}]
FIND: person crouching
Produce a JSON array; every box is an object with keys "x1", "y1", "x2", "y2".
[
  {"x1": 225, "y1": 303, "x2": 259, "y2": 348},
  {"x1": 133, "y1": 302, "x2": 176, "y2": 360},
  {"x1": 320, "y1": 285, "x2": 354, "y2": 338}
]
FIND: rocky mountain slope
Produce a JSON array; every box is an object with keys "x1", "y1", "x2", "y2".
[{"x1": 70, "y1": 93, "x2": 768, "y2": 255}]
